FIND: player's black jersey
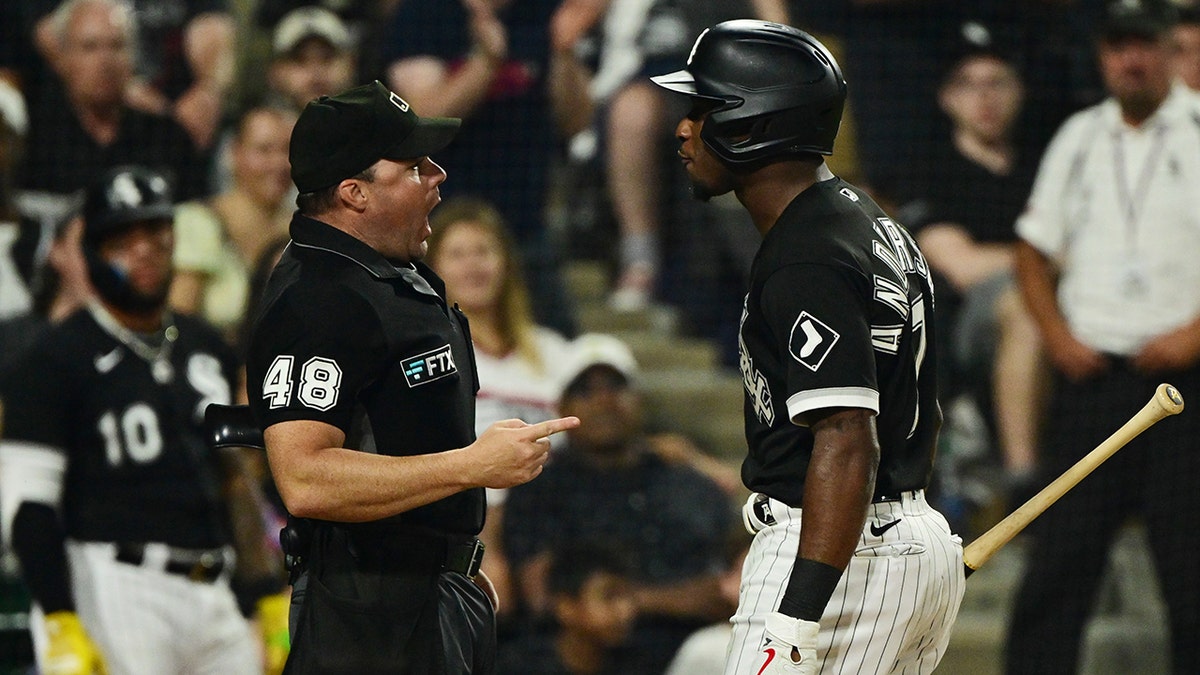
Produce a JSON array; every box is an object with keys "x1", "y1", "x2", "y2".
[
  {"x1": 738, "y1": 176, "x2": 941, "y2": 506},
  {"x1": 246, "y1": 215, "x2": 484, "y2": 535},
  {"x1": 0, "y1": 307, "x2": 238, "y2": 548}
]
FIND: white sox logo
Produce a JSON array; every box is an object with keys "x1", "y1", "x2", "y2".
[
  {"x1": 738, "y1": 298, "x2": 775, "y2": 426},
  {"x1": 789, "y1": 312, "x2": 839, "y2": 372}
]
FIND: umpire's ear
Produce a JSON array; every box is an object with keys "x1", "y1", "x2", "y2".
[{"x1": 204, "y1": 403, "x2": 265, "y2": 450}]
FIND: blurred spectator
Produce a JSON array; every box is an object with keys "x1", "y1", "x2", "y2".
[
  {"x1": 169, "y1": 105, "x2": 296, "y2": 343},
  {"x1": 503, "y1": 333, "x2": 736, "y2": 674},
  {"x1": 265, "y1": 6, "x2": 358, "y2": 115},
  {"x1": 496, "y1": 540, "x2": 638, "y2": 675},
  {"x1": 1172, "y1": 2, "x2": 1200, "y2": 89},
  {"x1": 586, "y1": 0, "x2": 789, "y2": 312},
  {"x1": 836, "y1": 0, "x2": 1099, "y2": 203},
  {"x1": 896, "y1": 22, "x2": 1045, "y2": 511},
  {"x1": 382, "y1": 0, "x2": 583, "y2": 335},
  {"x1": 426, "y1": 196, "x2": 574, "y2": 624},
  {"x1": 20, "y1": 0, "x2": 210, "y2": 213},
  {"x1": 663, "y1": 531, "x2": 750, "y2": 675},
  {"x1": 254, "y1": 0, "x2": 398, "y2": 83},
  {"x1": 0, "y1": 218, "x2": 95, "y2": 367},
  {"x1": 31, "y1": 0, "x2": 235, "y2": 153},
  {"x1": 122, "y1": 0, "x2": 236, "y2": 152},
  {"x1": 1005, "y1": 1, "x2": 1200, "y2": 672}
]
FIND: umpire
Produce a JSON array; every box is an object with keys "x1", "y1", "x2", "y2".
[{"x1": 245, "y1": 81, "x2": 578, "y2": 674}]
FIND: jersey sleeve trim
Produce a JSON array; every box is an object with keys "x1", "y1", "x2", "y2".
[
  {"x1": 0, "y1": 440, "x2": 67, "y2": 547},
  {"x1": 786, "y1": 387, "x2": 879, "y2": 426}
]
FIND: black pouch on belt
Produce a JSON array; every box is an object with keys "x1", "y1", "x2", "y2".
[{"x1": 283, "y1": 524, "x2": 443, "y2": 675}]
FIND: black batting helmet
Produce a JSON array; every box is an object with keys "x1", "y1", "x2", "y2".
[
  {"x1": 652, "y1": 20, "x2": 847, "y2": 167},
  {"x1": 81, "y1": 165, "x2": 176, "y2": 312},
  {"x1": 82, "y1": 165, "x2": 175, "y2": 247}
]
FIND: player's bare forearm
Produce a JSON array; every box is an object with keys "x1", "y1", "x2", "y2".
[{"x1": 800, "y1": 408, "x2": 879, "y2": 569}]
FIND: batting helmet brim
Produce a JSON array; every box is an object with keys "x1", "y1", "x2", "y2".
[{"x1": 650, "y1": 70, "x2": 698, "y2": 95}]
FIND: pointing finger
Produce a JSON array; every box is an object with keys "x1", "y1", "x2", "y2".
[{"x1": 524, "y1": 416, "x2": 580, "y2": 440}]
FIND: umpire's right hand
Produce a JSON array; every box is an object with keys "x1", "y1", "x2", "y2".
[{"x1": 467, "y1": 417, "x2": 579, "y2": 488}]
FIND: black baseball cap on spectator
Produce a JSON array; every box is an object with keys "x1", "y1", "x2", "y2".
[
  {"x1": 289, "y1": 81, "x2": 460, "y2": 193},
  {"x1": 1099, "y1": 0, "x2": 1179, "y2": 40},
  {"x1": 939, "y1": 20, "x2": 1021, "y2": 85}
]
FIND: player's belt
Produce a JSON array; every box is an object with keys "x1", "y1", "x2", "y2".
[
  {"x1": 744, "y1": 490, "x2": 927, "y2": 535},
  {"x1": 114, "y1": 542, "x2": 228, "y2": 583},
  {"x1": 873, "y1": 489, "x2": 922, "y2": 504}
]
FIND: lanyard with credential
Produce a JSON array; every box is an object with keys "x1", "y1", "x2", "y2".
[{"x1": 1111, "y1": 123, "x2": 1167, "y2": 298}]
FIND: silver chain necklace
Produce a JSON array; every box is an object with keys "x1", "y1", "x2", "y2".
[{"x1": 88, "y1": 302, "x2": 179, "y2": 383}]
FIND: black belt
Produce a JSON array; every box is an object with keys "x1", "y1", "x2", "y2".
[
  {"x1": 342, "y1": 527, "x2": 485, "y2": 579},
  {"x1": 873, "y1": 489, "x2": 921, "y2": 504},
  {"x1": 114, "y1": 543, "x2": 227, "y2": 583}
]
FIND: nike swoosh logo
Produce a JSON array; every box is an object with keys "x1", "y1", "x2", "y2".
[
  {"x1": 94, "y1": 347, "x2": 124, "y2": 374},
  {"x1": 756, "y1": 648, "x2": 777, "y2": 675},
  {"x1": 870, "y1": 518, "x2": 902, "y2": 537}
]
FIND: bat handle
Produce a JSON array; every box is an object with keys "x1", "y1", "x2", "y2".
[{"x1": 960, "y1": 383, "x2": 1184, "y2": 577}]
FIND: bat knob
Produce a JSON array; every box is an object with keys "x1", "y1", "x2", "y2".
[{"x1": 1157, "y1": 383, "x2": 1185, "y2": 415}]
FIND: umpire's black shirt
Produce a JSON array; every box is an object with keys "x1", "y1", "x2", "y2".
[{"x1": 246, "y1": 214, "x2": 484, "y2": 535}]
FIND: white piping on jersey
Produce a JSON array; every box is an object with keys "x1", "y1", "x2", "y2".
[
  {"x1": 0, "y1": 440, "x2": 67, "y2": 546},
  {"x1": 786, "y1": 386, "x2": 879, "y2": 427},
  {"x1": 290, "y1": 240, "x2": 441, "y2": 298},
  {"x1": 291, "y1": 240, "x2": 382, "y2": 276}
]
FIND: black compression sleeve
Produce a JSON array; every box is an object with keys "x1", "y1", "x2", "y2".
[
  {"x1": 777, "y1": 558, "x2": 843, "y2": 621},
  {"x1": 11, "y1": 502, "x2": 74, "y2": 613}
]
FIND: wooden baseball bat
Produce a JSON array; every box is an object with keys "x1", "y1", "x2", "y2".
[{"x1": 962, "y1": 383, "x2": 1185, "y2": 577}]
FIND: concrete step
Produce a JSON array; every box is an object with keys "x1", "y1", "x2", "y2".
[
  {"x1": 562, "y1": 259, "x2": 609, "y2": 304},
  {"x1": 576, "y1": 301, "x2": 682, "y2": 335},
  {"x1": 617, "y1": 330, "x2": 721, "y2": 372},
  {"x1": 641, "y1": 370, "x2": 746, "y2": 459}
]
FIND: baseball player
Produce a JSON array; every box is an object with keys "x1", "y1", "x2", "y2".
[
  {"x1": 653, "y1": 21, "x2": 965, "y2": 674},
  {"x1": 0, "y1": 166, "x2": 269, "y2": 675}
]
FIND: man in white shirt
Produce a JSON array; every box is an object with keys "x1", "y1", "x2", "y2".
[{"x1": 1006, "y1": 1, "x2": 1200, "y2": 672}]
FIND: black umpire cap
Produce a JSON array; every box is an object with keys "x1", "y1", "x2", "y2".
[
  {"x1": 289, "y1": 80, "x2": 461, "y2": 193},
  {"x1": 1099, "y1": 0, "x2": 1179, "y2": 40}
]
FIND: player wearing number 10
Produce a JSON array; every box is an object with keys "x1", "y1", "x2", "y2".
[
  {"x1": 0, "y1": 166, "x2": 263, "y2": 674},
  {"x1": 245, "y1": 81, "x2": 578, "y2": 673},
  {"x1": 654, "y1": 21, "x2": 964, "y2": 674}
]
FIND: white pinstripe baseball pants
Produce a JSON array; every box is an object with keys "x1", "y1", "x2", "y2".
[
  {"x1": 29, "y1": 541, "x2": 258, "y2": 675},
  {"x1": 726, "y1": 490, "x2": 965, "y2": 675}
]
